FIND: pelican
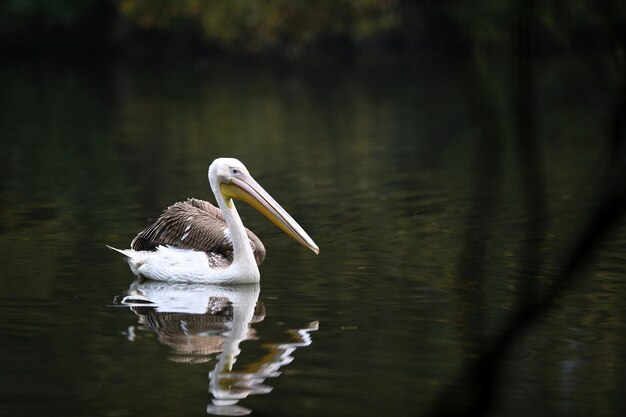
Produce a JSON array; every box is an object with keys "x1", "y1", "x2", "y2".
[{"x1": 108, "y1": 158, "x2": 319, "y2": 284}]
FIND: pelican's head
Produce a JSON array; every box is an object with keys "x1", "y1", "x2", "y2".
[{"x1": 208, "y1": 158, "x2": 319, "y2": 255}]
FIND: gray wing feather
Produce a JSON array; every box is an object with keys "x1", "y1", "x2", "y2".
[{"x1": 131, "y1": 198, "x2": 266, "y2": 265}]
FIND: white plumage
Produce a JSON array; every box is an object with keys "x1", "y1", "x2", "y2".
[{"x1": 108, "y1": 158, "x2": 318, "y2": 284}]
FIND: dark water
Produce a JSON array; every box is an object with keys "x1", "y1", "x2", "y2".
[{"x1": 0, "y1": 54, "x2": 624, "y2": 417}]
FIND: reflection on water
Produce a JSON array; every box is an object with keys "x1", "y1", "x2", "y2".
[
  {"x1": 0, "y1": 51, "x2": 624, "y2": 417},
  {"x1": 117, "y1": 281, "x2": 318, "y2": 416}
]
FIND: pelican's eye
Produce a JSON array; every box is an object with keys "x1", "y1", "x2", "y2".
[{"x1": 231, "y1": 167, "x2": 242, "y2": 176}]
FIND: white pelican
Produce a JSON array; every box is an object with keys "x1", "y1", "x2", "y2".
[{"x1": 108, "y1": 158, "x2": 319, "y2": 284}]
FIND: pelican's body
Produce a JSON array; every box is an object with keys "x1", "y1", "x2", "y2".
[{"x1": 108, "y1": 158, "x2": 318, "y2": 284}]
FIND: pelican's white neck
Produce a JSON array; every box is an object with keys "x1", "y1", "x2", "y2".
[{"x1": 209, "y1": 161, "x2": 260, "y2": 282}]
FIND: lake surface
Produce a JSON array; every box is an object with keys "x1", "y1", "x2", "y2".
[{"x1": 0, "y1": 53, "x2": 624, "y2": 417}]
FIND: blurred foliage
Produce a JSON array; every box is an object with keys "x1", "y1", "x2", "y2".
[
  {"x1": 0, "y1": 0, "x2": 623, "y2": 57},
  {"x1": 117, "y1": 0, "x2": 399, "y2": 53},
  {"x1": 1, "y1": 0, "x2": 105, "y2": 24},
  {"x1": 0, "y1": 0, "x2": 112, "y2": 54}
]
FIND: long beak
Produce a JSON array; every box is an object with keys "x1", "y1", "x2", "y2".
[{"x1": 220, "y1": 174, "x2": 320, "y2": 254}]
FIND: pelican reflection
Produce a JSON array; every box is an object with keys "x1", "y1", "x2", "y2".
[{"x1": 118, "y1": 281, "x2": 318, "y2": 416}]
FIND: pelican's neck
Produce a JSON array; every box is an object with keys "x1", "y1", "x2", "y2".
[{"x1": 210, "y1": 177, "x2": 258, "y2": 274}]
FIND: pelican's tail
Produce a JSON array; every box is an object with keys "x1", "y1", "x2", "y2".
[
  {"x1": 106, "y1": 245, "x2": 132, "y2": 259},
  {"x1": 106, "y1": 245, "x2": 149, "y2": 276}
]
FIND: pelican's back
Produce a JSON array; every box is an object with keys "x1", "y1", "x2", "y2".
[{"x1": 131, "y1": 198, "x2": 266, "y2": 265}]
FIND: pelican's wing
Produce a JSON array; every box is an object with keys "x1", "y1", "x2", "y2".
[{"x1": 131, "y1": 198, "x2": 266, "y2": 265}]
